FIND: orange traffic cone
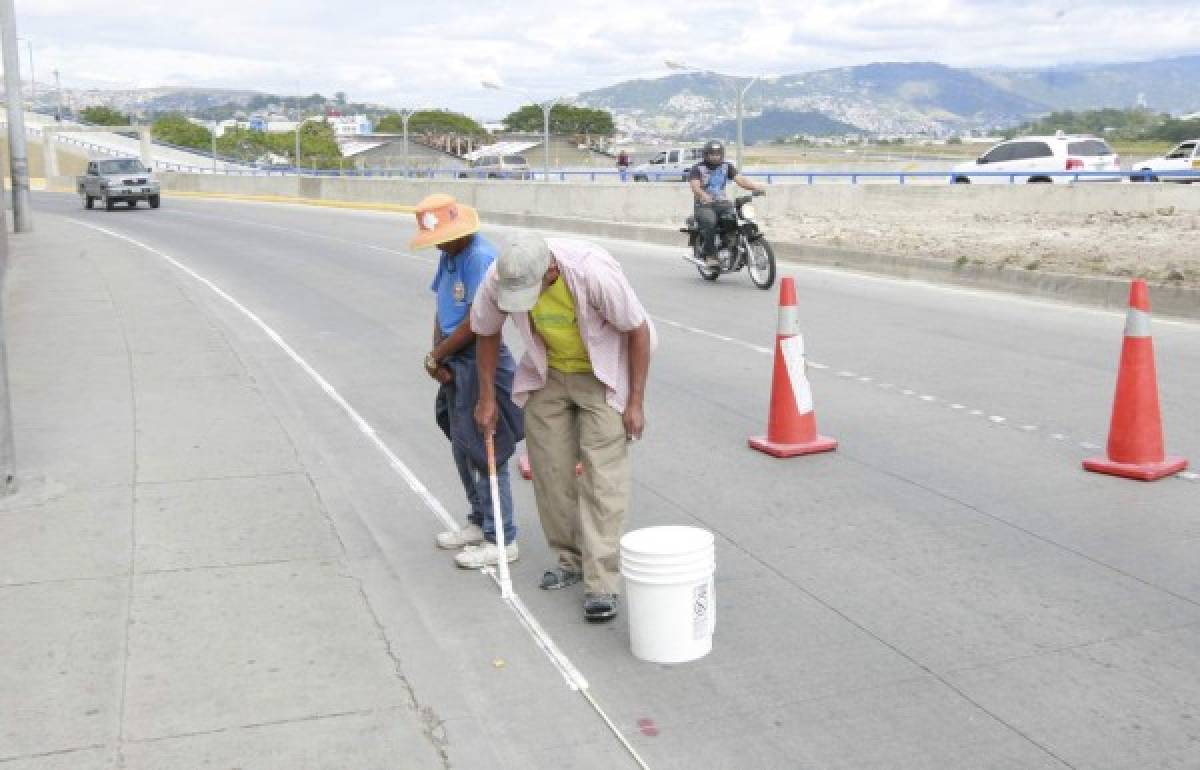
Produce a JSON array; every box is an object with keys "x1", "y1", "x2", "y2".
[
  {"x1": 1083, "y1": 279, "x2": 1188, "y2": 481},
  {"x1": 517, "y1": 453, "x2": 583, "y2": 481},
  {"x1": 748, "y1": 277, "x2": 838, "y2": 458}
]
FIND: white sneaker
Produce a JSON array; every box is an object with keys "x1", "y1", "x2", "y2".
[
  {"x1": 436, "y1": 523, "x2": 484, "y2": 550},
  {"x1": 455, "y1": 541, "x2": 519, "y2": 569}
]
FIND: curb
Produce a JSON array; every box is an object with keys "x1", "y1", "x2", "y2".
[{"x1": 112, "y1": 189, "x2": 1199, "y2": 321}]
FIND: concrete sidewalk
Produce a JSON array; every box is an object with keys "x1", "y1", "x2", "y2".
[{"x1": 0, "y1": 222, "x2": 447, "y2": 768}]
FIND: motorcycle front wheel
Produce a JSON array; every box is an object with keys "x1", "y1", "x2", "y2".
[{"x1": 746, "y1": 237, "x2": 776, "y2": 290}]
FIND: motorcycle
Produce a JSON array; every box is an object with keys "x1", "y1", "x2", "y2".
[{"x1": 680, "y1": 191, "x2": 776, "y2": 290}]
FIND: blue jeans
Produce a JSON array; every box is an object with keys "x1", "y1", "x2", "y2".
[{"x1": 453, "y1": 442, "x2": 516, "y2": 544}]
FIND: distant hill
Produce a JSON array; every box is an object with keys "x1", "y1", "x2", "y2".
[
  {"x1": 703, "y1": 109, "x2": 858, "y2": 141},
  {"x1": 579, "y1": 55, "x2": 1200, "y2": 139},
  {"x1": 975, "y1": 55, "x2": 1200, "y2": 113}
]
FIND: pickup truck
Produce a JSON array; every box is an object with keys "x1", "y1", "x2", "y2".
[
  {"x1": 78, "y1": 158, "x2": 161, "y2": 210},
  {"x1": 632, "y1": 146, "x2": 703, "y2": 182}
]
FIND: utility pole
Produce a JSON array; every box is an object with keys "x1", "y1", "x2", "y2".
[
  {"x1": 0, "y1": 192, "x2": 15, "y2": 494},
  {"x1": 1, "y1": 0, "x2": 33, "y2": 232}
]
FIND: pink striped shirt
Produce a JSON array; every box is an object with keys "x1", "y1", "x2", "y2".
[{"x1": 471, "y1": 238, "x2": 656, "y2": 413}]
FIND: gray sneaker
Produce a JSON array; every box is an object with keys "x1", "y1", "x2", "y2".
[
  {"x1": 454, "y1": 541, "x2": 519, "y2": 569},
  {"x1": 583, "y1": 593, "x2": 619, "y2": 622},
  {"x1": 436, "y1": 523, "x2": 484, "y2": 550}
]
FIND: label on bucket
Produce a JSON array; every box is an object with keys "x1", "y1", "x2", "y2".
[{"x1": 693, "y1": 581, "x2": 712, "y2": 640}]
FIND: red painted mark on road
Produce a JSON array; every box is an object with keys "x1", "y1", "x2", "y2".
[{"x1": 637, "y1": 717, "x2": 659, "y2": 737}]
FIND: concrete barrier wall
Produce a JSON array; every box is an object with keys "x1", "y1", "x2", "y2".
[{"x1": 162, "y1": 173, "x2": 1200, "y2": 226}]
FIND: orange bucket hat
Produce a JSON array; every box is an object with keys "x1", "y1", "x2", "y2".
[{"x1": 409, "y1": 193, "x2": 481, "y2": 249}]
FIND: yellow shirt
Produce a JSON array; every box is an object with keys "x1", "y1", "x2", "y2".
[{"x1": 530, "y1": 277, "x2": 593, "y2": 374}]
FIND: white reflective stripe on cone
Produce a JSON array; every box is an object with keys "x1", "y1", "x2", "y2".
[
  {"x1": 777, "y1": 305, "x2": 800, "y2": 337},
  {"x1": 1124, "y1": 308, "x2": 1152, "y2": 339},
  {"x1": 779, "y1": 335, "x2": 814, "y2": 414}
]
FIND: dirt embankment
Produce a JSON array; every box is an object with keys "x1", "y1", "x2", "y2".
[{"x1": 772, "y1": 205, "x2": 1200, "y2": 286}]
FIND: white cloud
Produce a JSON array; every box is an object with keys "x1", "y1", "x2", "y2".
[{"x1": 14, "y1": 0, "x2": 1200, "y2": 118}]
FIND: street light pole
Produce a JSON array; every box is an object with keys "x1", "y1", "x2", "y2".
[
  {"x1": 665, "y1": 60, "x2": 774, "y2": 169},
  {"x1": 53, "y1": 68, "x2": 62, "y2": 121},
  {"x1": 483, "y1": 79, "x2": 556, "y2": 182},
  {"x1": 542, "y1": 101, "x2": 551, "y2": 182},
  {"x1": 399, "y1": 108, "x2": 413, "y2": 177},
  {"x1": 2, "y1": 1, "x2": 33, "y2": 232}
]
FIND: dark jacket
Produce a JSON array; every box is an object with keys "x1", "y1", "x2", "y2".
[{"x1": 435, "y1": 342, "x2": 523, "y2": 469}]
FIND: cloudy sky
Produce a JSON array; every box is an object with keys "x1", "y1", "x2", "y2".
[{"x1": 16, "y1": 0, "x2": 1200, "y2": 119}]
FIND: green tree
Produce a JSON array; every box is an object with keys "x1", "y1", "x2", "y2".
[
  {"x1": 1147, "y1": 117, "x2": 1200, "y2": 143},
  {"x1": 375, "y1": 109, "x2": 488, "y2": 137},
  {"x1": 152, "y1": 113, "x2": 212, "y2": 151},
  {"x1": 502, "y1": 104, "x2": 614, "y2": 136},
  {"x1": 80, "y1": 106, "x2": 130, "y2": 126}
]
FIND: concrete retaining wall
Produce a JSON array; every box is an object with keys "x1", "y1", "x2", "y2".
[
  {"x1": 160, "y1": 173, "x2": 1200, "y2": 225},
  {"x1": 144, "y1": 173, "x2": 1200, "y2": 319}
]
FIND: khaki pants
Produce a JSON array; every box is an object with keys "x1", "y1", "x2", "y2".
[{"x1": 525, "y1": 369, "x2": 630, "y2": 595}]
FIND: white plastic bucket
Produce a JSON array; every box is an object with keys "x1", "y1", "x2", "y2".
[{"x1": 620, "y1": 526, "x2": 716, "y2": 664}]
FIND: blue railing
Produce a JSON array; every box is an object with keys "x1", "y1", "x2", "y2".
[{"x1": 25, "y1": 124, "x2": 1197, "y2": 185}]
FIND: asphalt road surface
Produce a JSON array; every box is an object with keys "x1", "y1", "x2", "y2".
[{"x1": 30, "y1": 191, "x2": 1200, "y2": 769}]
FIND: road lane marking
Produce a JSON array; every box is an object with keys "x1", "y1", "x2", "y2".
[
  {"x1": 66, "y1": 221, "x2": 661, "y2": 767},
  {"x1": 123, "y1": 205, "x2": 1197, "y2": 492}
]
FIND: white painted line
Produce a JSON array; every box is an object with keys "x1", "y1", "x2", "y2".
[
  {"x1": 837, "y1": 371, "x2": 856, "y2": 378},
  {"x1": 1181, "y1": 472, "x2": 1200, "y2": 481},
  {"x1": 808, "y1": 362, "x2": 829, "y2": 370},
  {"x1": 1051, "y1": 434, "x2": 1067, "y2": 441},
  {"x1": 1021, "y1": 425, "x2": 1039, "y2": 432},
  {"x1": 1080, "y1": 442, "x2": 1101, "y2": 450},
  {"x1": 989, "y1": 416, "x2": 1007, "y2": 424},
  {"x1": 858, "y1": 376, "x2": 873, "y2": 383},
  {"x1": 950, "y1": 404, "x2": 965, "y2": 410},
  {"x1": 901, "y1": 389, "x2": 915, "y2": 396},
  {"x1": 70, "y1": 220, "x2": 593, "y2": 697},
  {"x1": 969, "y1": 410, "x2": 984, "y2": 416},
  {"x1": 879, "y1": 383, "x2": 894, "y2": 389},
  {"x1": 920, "y1": 395, "x2": 936, "y2": 402}
]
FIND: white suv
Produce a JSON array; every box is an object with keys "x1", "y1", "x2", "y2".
[
  {"x1": 952, "y1": 132, "x2": 1121, "y2": 184},
  {"x1": 1131, "y1": 139, "x2": 1200, "y2": 182}
]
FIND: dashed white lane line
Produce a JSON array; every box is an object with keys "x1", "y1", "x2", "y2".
[
  {"x1": 649, "y1": 310, "x2": 1197, "y2": 486},
  {"x1": 70, "y1": 220, "x2": 658, "y2": 770}
]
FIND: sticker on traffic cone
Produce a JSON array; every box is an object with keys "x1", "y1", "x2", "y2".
[
  {"x1": 1083, "y1": 279, "x2": 1188, "y2": 481},
  {"x1": 518, "y1": 453, "x2": 583, "y2": 481},
  {"x1": 748, "y1": 277, "x2": 837, "y2": 458}
]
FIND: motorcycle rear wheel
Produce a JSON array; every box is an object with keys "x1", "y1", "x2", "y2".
[
  {"x1": 692, "y1": 236, "x2": 719, "y2": 281},
  {"x1": 746, "y1": 237, "x2": 776, "y2": 290}
]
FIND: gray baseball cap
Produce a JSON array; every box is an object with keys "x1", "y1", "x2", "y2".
[{"x1": 496, "y1": 232, "x2": 553, "y2": 312}]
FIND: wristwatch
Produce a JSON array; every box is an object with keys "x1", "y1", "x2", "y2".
[{"x1": 424, "y1": 353, "x2": 439, "y2": 372}]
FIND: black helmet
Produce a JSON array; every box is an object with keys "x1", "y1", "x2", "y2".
[{"x1": 702, "y1": 139, "x2": 724, "y2": 168}]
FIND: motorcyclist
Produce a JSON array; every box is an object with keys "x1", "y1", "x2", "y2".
[{"x1": 689, "y1": 139, "x2": 764, "y2": 268}]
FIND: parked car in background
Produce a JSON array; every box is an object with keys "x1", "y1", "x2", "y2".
[
  {"x1": 951, "y1": 132, "x2": 1121, "y2": 184},
  {"x1": 632, "y1": 146, "x2": 703, "y2": 182},
  {"x1": 1131, "y1": 139, "x2": 1200, "y2": 182},
  {"x1": 77, "y1": 158, "x2": 161, "y2": 210},
  {"x1": 458, "y1": 154, "x2": 532, "y2": 180}
]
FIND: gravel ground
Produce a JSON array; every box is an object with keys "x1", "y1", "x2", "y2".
[{"x1": 771, "y1": 205, "x2": 1200, "y2": 286}]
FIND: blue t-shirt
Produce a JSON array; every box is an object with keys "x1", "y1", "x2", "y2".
[
  {"x1": 430, "y1": 234, "x2": 496, "y2": 337},
  {"x1": 688, "y1": 161, "x2": 739, "y2": 200}
]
